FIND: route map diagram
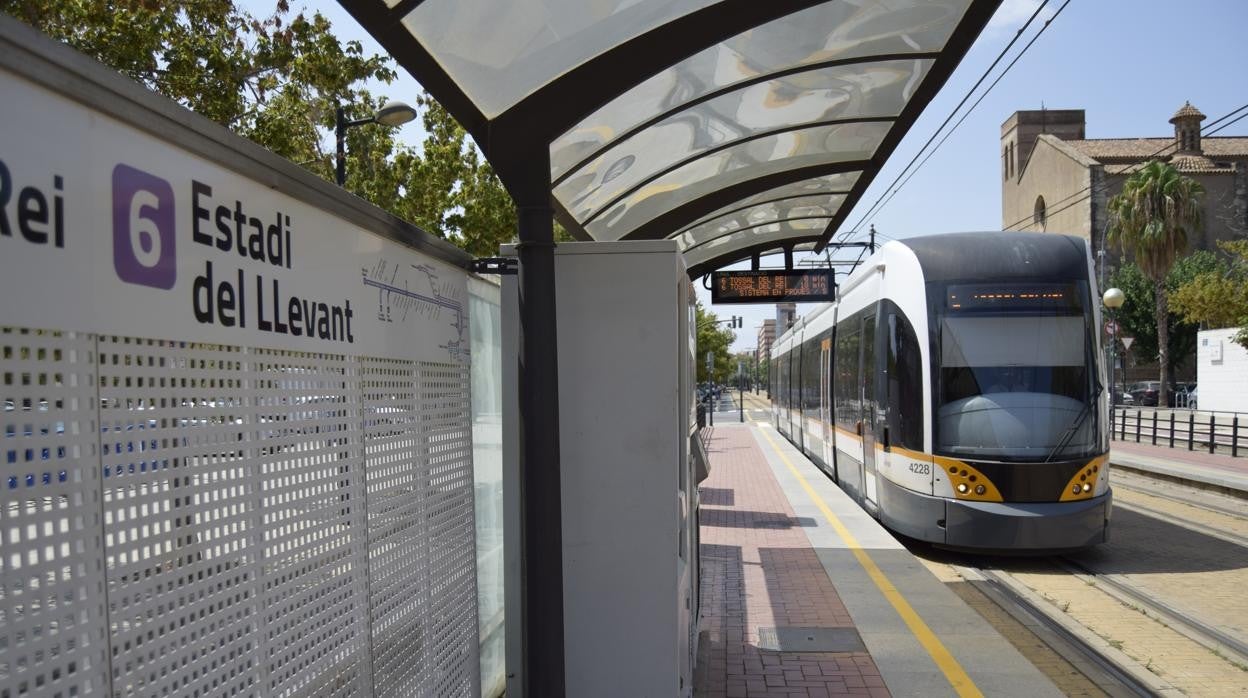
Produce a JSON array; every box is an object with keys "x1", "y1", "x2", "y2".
[{"x1": 362, "y1": 258, "x2": 468, "y2": 362}]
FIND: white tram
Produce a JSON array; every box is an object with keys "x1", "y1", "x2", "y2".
[{"x1": 770, "y1": 232, "x2": 1111, "y2": 550}]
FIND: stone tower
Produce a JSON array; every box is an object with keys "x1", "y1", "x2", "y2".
[{"x1": 1170, "y1": 101, "x2": 1206, "y2": 154}]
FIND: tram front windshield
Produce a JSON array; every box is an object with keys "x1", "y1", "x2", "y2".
[{"x1": 936, "y1": 282, "x2": 1095, "y2": 460}]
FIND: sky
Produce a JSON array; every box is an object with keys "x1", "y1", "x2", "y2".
[{"x1": 298, "y1": 0, "x2": 1248, "y2": 352}]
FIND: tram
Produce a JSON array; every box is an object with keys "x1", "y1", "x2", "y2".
[{"x1": 770, "y1": 232, "x2": 1110, "y2": 550}]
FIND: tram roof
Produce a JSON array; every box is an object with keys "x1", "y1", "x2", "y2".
[{"x1": 341, "y1": 0, "x2": 1001, "y2": 276}]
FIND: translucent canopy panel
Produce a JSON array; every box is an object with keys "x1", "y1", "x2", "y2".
[
  {"x1": 551, "y1": 0, "x2": 969, "y2": 177},
  {"x1": 682, "y1": 220, "x2": 827, "y2": 268},
  {"x1": 684, "y1": 172, "x2": 861, "y2": 228},
  {"x1": 553, "y1": 58, "x2": 931, "y2": 208},
  {"x1": 403, "y1": 0, "x2": 719, "y2": 118},
  {"x1": 676, "y1": 194, "x2": 847, "y2": 250},
  {"x1": 343, "y1": 0, "x2": 999, "y2": 271},
  {"x1": 579, "y1": 121, "x2": 889, "y2": 240}
]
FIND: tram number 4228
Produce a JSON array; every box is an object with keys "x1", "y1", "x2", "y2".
[{"x1": 908, "y1": 462, "x2": 931, "y2": 475}]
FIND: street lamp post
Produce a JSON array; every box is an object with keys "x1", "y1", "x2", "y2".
[
  {"x1": 1103, "y1": 287, "x2": 1125, "y2": 411},
  {"x1": 335, "y1": 100, "x2": 417, "y2": 186}
]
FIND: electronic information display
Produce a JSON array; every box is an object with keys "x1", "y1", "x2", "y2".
[{"x1": 710, "y1": 270, "x2": 835, "y2": 304}]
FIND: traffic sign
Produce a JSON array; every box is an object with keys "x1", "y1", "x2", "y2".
[
  {"x1": 1121, "y1": 337, "x2": 1134, "y2": 350},
  {"x1": 1105, "y1": 320, "x2": 1118, "y2": 335}
]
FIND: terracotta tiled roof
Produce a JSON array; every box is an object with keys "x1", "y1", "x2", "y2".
[
  {"x1": 1171, "y1": 101, "x2": 1206, "y2": 122},
  {"x1": 1105, "y1": 157, "x2": 1237, "y2": 175},
  {"x1": 1170, "y1": 154, "x2": 1229, "y2": 172},
  {"x1": 1065, "y1": 137, "x2": 1248, "y2": 162}
]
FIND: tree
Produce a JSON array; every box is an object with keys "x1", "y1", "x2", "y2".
[
  {"x1": 1171, "y1": 238, "x2": 1248, "y2": 349},
  {"x1": 695, "y1": 302, "x2": 736, "y2": 384},
  {"x1": 1109, "y1": 252, "x2": 1220, "y2": 373},
  {"x1": 1107, "y1": 160, "x2": 1204, "y2": 406},
  {"x1": 4, "y1": 0, "x2": 522, "y2": 256}
]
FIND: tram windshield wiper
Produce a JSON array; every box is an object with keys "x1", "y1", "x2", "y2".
[{"x1": 1045, "y1": 381, "x2": 1101, "y2": 463}]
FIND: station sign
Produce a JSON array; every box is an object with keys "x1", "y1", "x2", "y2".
[{"x1": 710, "y1": 269, "x2": 835, "y2": 304}]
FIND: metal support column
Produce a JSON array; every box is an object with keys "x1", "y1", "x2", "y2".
[{"x1": 515, "y1": 170, "x2": 566, "y2": 695}]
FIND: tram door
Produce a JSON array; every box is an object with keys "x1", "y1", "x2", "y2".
[
  {"x1": 819, "y1": 337, "x2": 833, "y2": 478},
  {"x1": 860, "y1": 315, "x2": 879, "y2": 505}
]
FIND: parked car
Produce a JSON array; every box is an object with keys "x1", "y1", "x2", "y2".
[
  {"x1": 1186, "y1": 385, "x2": 1198, "y2": 410},
  {"x1": 1170, "y1": 382, "x2": 1198, "y2": 408},
  {"x1": 1128, "y1": 381, "x2": 1161, "y2": 406},
  {"x1": 1113, "y1": 390, "x2": 1135, "y2": 406}
]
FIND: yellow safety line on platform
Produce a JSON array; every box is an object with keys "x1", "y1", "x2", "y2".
[{"x1": 754, "y1": 423, "x2": 984, "y2": 698}]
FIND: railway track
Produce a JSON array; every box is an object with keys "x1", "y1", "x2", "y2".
[
  {"x1": 1056, "y1": 555, "x2": 1248, "y2": 666},
  {"x1": 948, "y1": 561, "x2": 1159, "y2": 697},
  {"x1": 912, "y1": 491, "x2": 1248, "y2": 697},
  {"x1": 927, "y1": 474, "x2": 1248, "y2": 697},
  {"x1": 1111, "y1": 474, "x2": 1248, "y2": 524}
]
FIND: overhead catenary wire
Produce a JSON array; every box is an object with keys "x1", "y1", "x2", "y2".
[
  {"x1": 840, "y1": 0, "x2": 1063, "y2": 240},
  {"x1": 835, "y1": 101, "x2": 1245, "y2": 278},
  {"x1": 1000, "y1": 101, "x2": 1248, "y2": 231},
  {"x1": 870, "y1": 0, "x2": 1077, "y2": 228}
]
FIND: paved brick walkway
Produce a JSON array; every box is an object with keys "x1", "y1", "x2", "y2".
[
  {"x1": 1111, "y1": 439, "x2": 1248, "y2": 477},
  {"x1": 695, "y1": 426, "x2": 888, "y2": 698}
]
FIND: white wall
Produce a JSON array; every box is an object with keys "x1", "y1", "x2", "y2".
[{"x1": 1196, "y1": 328, "x2": 1248, "y2": 413}]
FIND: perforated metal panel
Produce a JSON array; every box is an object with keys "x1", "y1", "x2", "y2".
[
  {"x1": 416, "y1": 364, "x2": 477, "y2": 698},
  {"x1": 97, "y1": 336, "x2": 261, "y2": 698},
  {"x1": 2, "y1": 328, "x2": 110, "y2": 698},
  {"x1": 247, "y1": 348, "x2": 372, "y2": 698},
  {"x1": 2, "y1": 329, "x2": 480, "y2": 698},
  {"x1": 362, "y1": 357, "x2": 428, "y2": 696}
]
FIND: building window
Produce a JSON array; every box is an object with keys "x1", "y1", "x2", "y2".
[
  {"x1": 1033, "y1": 195, "x2": 1047, "y2": 230},
  {"x1": 1003, "y1": 146, "x2": 1009, "y2": 181}
]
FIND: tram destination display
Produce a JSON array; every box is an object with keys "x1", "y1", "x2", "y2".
[{"x1": 710, "y1": 269, "x2": 835, "y2": 303}]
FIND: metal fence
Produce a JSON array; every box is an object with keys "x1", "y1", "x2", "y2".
[{"x1": 1111, "y1": 406, "x2": 1246, "y2": 457}]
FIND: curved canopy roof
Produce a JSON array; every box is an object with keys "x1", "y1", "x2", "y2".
[{"x1": 342, "y1": 0, "x2": 1001, "y2": 276}]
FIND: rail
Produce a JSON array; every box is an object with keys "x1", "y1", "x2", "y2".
[{"x1": 1111, "y1": 406, "x2": 1247, "y2": 458}]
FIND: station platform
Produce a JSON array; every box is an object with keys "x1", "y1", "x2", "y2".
[
  {"x1": 693, "y1": 421, "x2": 1063, "y2": 698},
  {"x1": 1108, "y1": 439, "x2": 1248, "y2": 495}
]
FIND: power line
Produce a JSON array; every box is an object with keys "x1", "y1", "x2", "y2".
[
  {"x1": 1000, "y1": 101, "x2": 1248, "y2": 232},
  {"x1": 873, "y1": 0, "x2": 1077, "y2": 226},
  {"x1": 844, "y1": 0, "x2": 1064, "y2": 236}
]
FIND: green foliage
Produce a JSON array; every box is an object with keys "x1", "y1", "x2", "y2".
[
  {"x1": 695, "y1": 302, "x2": 736, "y2": 384},
  {"x1": 4, "y1": 0, "x2": 520, "y2": 256},
  {"x1": 731, "y1": 350, "x2": 763, "y2": 388},
  {"x1": 1107, "y1": 161, "x2": 1204, "y2": 282},
  {"x1": 1109, "y1": 251, "x2": 1221, "y2": 368},
  {"x1": 1171, "y1": 239, "x2": 1248, "y2": 349},
  {"x1": 1106, "y1": 161, "x2": 1205, "y2": 401}
]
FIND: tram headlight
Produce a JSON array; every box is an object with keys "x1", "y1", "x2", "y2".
[
  {"x1": 1082, "y1": 483, "x2": 1092, "y2": 493},
  {"x1": 957, "y1": 483, "x2": 969, "y2": 494},
  {"x1": 1072, "y1": 484, "x2": 1082, "y2": 495},
  {"x1": 974, "y1": 484, "x2": 986, "y2": 496}
]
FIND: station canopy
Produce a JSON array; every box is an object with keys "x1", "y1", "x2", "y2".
[{"x1": 342, "y1": 0, "x2": 1001, "y2": 276}]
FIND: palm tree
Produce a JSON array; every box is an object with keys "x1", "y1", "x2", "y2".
[{"x1": 1107, "y1": 160, "x2": 1204, "y2": 407}]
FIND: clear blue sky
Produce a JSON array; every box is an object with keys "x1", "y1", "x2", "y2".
[{"x1": 306, "y1": 0, "x2": 1248, "y2": 351}]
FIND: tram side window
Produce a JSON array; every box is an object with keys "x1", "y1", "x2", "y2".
[
  {"x1": 778, "y1": 353, "x2": 788, "y2": 408},
  {"x1": 778, "y1": 349, "x2": 788, "y2": 409},
  {"x1": 886, "y1": 312, "x2": 923, "y2": 451},
  {"x1": 834, "y1": 322, "x2": 861, "y2": 433},
  {"x1": 862, "y1": 314, "x2": 877, "y2": 429},
  {"x1": 791, "y1": 347, "x2": 802, "y2": 411},
  {"x1": 763, "y1": 357, "x2": 773, "y2": 402},
  {"x1": 802, "y1": 337, "x2": 820, "y2": 412}
]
